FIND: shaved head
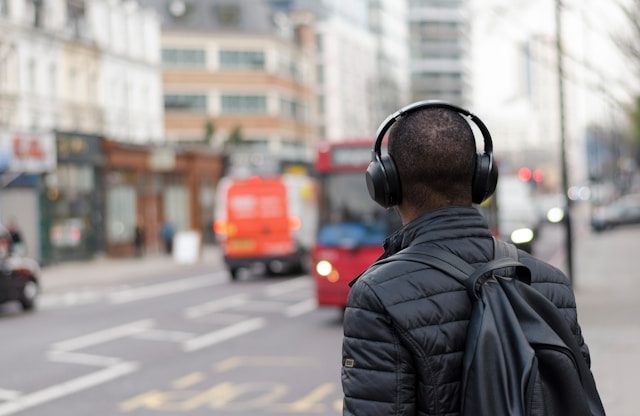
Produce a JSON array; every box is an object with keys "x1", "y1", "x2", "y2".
[{"x1": 388, "y1": 107, "x2": 476, "y2": 211}]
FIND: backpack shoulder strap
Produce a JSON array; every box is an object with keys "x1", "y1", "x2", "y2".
[
  {"x1": 493, "y1": 237, "x2": 531, "y2": 285},
  {"x1": 375, "y1": 246, "x2": 527, "y2": 300},
  {"x1": 373, "y1": 248, "x2": 472, "y2": 283}
]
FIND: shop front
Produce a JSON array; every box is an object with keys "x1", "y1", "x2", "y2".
[
  {"x1": 104, "y1": 141, "x2": 222, "y2": 257},
  {"x1": 41, "y1": 132, "x2": 105, "y2": 263},
  {"x1": 0, "y1": 131, "x2": 57, "y2": 263}
]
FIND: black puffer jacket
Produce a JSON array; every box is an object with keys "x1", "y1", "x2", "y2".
[{"x1": 341, "y1": 207, "x2": 590, "y2": 416}]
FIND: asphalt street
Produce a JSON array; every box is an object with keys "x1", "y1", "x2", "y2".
[
  {"x1": 0, "y1": 222, "x2": 570, "y2": 416},
  {"x1": 0, "y1": 265, "x2": 345, "y2": 416}
]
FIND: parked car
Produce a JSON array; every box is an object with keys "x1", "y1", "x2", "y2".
[
  {"x1": 591, "y1": 193, "x2": 640, "y2": 232},
  {"x1": 0, "y1": 227, "x2": 40, "y2": 311}
]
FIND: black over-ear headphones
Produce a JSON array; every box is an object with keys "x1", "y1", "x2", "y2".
[{"x1": 365, "y1": 100, "x2": 498, "y2": 208}]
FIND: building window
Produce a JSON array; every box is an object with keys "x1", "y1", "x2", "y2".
[
  {"x1": 411, "y1": 21, "x2": 461, "y2": 42},
  {"x1": 219, "y1": 50, "x2": 265, "y2": 70},
  {"x1": 164, "y1": 94, "x2": 208, "y2": 112},
  {"x1": 280, "y1": 98, "x2": 306, "y2": 121},
  {"x1": 68, "y1": 68, "x2": 77, "y2": 99},
  {"x1": 221, "y1": 95, "x2": 267, "y2": 114},
  {"x1": 164, "y1": 185, "x2": 190, "y2": 232},
  {"x1": 0, "y1": 0, "x2": 10, "y2": 17},
  {"x1": 66, "y1": 0, "x2": 87, "y2": 38},
  {"x1": 214, "y1": 4, "x2": 240, "y2": 27},
  {"x1": 49, "y1": 63, "x2": 57, "y2": 98},
  {"x1": 162, "y1": 48, "x2": 206, "y2": 68},
  {"x1": 32, "y1": 0, "x2": 44, "y2": 27},
  {"x1": 107, "y1": 185, "x2": 136, "y2": 244}
]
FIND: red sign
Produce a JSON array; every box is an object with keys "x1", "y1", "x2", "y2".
[{"x1": 0, "y1": 131, "x2": 56, "y2": 173}]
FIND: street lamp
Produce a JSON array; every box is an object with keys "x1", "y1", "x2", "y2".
[{"x1": 554, "y1": 0, "x2": 574, "y2": 284}]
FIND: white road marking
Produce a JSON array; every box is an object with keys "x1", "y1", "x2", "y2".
[
  {"x1": 0, "y1": 363, "x2": 139, "y2": 416},
  {"x1": 265, "y1": 278, "x2": 311, "y2": 297},
  {"x1": 0, "y1": 390, "x2": 20, "y2": 402},
  {"x1": 47, "y1": 351, "x2": 123, "y2": 367},
  {"x1": 131, "y1": 329, "x2": 194, "y2": 343},
  {"x1": 184, "y1": 294, "x2": 249, "y2": 319},
  {"x1": 182, "y1": 318, "x2": 266, "y2": 352},
  {"x1": 52, "y1": 320, "x2": 154, "y2": 352},
  {"x1": 39, "y1": 291, "x2": 103, "y2": 308},
  {"x1": 284, "y1": 298, "x2": 317, "y2": 317},
  {"x1": 202, "y1": 312, "x2": 251, "y2": 325},
  {"x1": 109, "y1": 273, "x2": 226, "y2": 304},
  {"x1": 236, "y1": 300, "x2": 288, "y2": 312}
]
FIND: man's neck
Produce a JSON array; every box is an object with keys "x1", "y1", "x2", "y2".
[{"x1": 398, "y1": 201, "x2": 472, "y2": 225}]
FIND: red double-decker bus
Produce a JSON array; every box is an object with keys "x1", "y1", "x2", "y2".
[{"x1": 312, "y1": 141, "x2": 401, "y2": 308}]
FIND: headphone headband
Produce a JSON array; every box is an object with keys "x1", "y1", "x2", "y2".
[
  {"x1": 366, "y1": 100, "x2": 498, "y2": 207},
  {"x1": 373, "y1": 100, "x2": 493, "y2": 157}
]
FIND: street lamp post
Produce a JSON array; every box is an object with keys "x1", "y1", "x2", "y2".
[{"x1": 555, "y1": 0, "x2": 574, "y2": 284}]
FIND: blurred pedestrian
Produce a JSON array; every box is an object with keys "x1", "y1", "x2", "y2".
[
  {"x1": 134, "y1": 223, "x2": 145, "y2": 257},
  {"x1": 341, "y1": 102, "x2": 602, "y2": 415},
  {"x1": 6, "y1": 218, "x2": 25, "y2": 255},
  {"x1": 160, "y1": 220, "x2": 175, "y2": 255},
  {"x1": 6, "y1": 218, "x2": 23, "y2": 247}
]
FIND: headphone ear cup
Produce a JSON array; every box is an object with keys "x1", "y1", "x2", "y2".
[
  {"x1": 486, "y1": 159, "x2": 498, "y2": 200},
  {"x1": 366, "y1": 159, "x2": 388, "y2": 207},
  {"x1": 472, "y1": 153, "x2": 493, "y2": 204},
  {"x1": 381, "y1": 154, "x2": 402, "y2": 206}
]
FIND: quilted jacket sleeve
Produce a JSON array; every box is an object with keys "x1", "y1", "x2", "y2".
[{"x1": 342, "y1": 280, "x2": 417, "y2": 416}]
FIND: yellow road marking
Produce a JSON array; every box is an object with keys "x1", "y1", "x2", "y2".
[
  {"x1": 119, "y1": 383, "x2": 344, "y2": 414},
  {"x1": 275, "y1": 383, "x2": 336, "y2": 413},
  {"x1": 172, "y1": 372, "x2": 205, "y2": 390},
  {"x1": 213, "y1": 356, "x2": 318, "y2": 373},
  {"x1": 185, "y1": 382, "x2": 289, "y2": 411},
  {"x1": 119, "y1": 390, "x2": 188, "y2": 412}
]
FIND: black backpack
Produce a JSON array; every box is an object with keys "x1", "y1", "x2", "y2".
[{"x1": 386, "y1": 238, "x2": 606, "y2": 416}]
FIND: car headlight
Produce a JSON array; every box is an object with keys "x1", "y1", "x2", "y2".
[
  {"x1": 511, "y1": 228, "x2": 534, "y2": 244},
  {"x1": 315, "y1": 260, "x2": 333, "y2": 277},
  {"x1": 546, "y1": 207, "x2": 564, "y2": 224}
]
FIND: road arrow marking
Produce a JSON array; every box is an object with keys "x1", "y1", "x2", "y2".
[
  {"x1": 183, "y1": 318, "x2": 266, "y2": 352},
  {"x1": 0, "y1": 363, "x2": 139, "y2": 416},
  {"x1": 52, "y1": 320, "x2": 154, "y2": 352},
  {"x1": 184, "y1": 294, "x2": 249, "y2": 319},
  {"x1": 109, "y1": 273, "x2": 226, "y2": 304},
  {"x1": 284, "y1": 298, "x2": 317, "y2": 317},
  {"x1": 0, "y1": 390, "x2": 20, "y2": 402}
]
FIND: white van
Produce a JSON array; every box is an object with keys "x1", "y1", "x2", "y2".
[{"x1": 496, "y1": 175, "x2": 539, "y2": 253}]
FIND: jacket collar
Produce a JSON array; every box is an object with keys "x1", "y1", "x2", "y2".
[
  {"x1": 349, "y1": 206, "x2": 491, "y2": 287},
  {"x1": 383, "y1": 206, "x2": 491, "y2": 255}
]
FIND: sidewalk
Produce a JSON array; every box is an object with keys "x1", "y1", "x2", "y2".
[
  {"x1": 40, "y1": 246, "x2": 225, "y2": 292},
  {"x1": 573, "y1": 224, "x2": 640, "y2": 416}
]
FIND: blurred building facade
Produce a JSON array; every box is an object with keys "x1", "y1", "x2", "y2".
[
  {"x1": 0, "y1": 0, "x2": 163, "y2": 141},
  {"x1": 309, "y1": 0, "x2": 376, "y2": 141},
  {"x1": 368, "y1": 0, "x2": 410, "y2": 126},
  {"x1": 0, "y1": 0, "x2": 173, "y2": 263},
  {"x1": 141, "y1": 0, "x2": 318, "y2": 174},
  {"x1": 408, "y1": 0, "x2": 471, "y2": 106}
]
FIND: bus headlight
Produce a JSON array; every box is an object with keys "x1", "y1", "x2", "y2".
[
  {"x1": 316, "y1": 260, "x2": 333, "y2": 277},
  {"x1": 511, "y1": 228, "x2": 534, "y2": 244},
  {"x1": 547, "y1": 207, "x2": 564, "y2": 224}
]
